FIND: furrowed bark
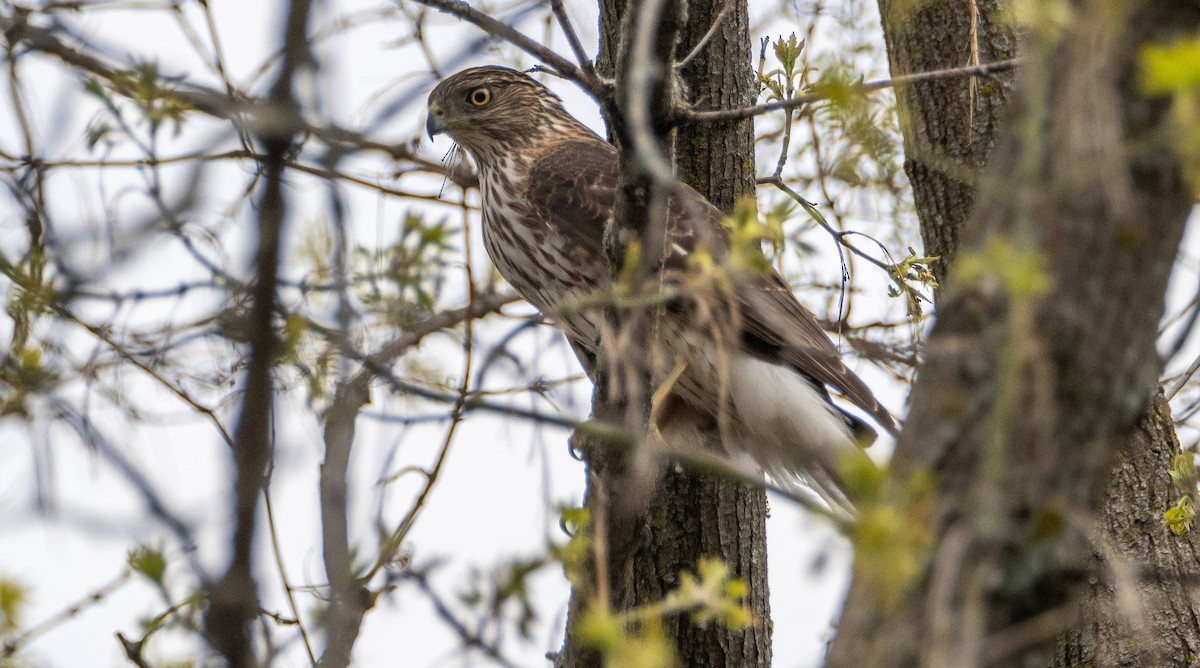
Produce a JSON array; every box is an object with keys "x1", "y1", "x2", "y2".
[
  {"x1": 827, "y1": 1, "x2": 1200, "y2": 666},
  {"x1": 1053, "y1": 393, "x2": 1200, "y2": 666},
  {"x1": 876, "y1": 0, "x2": 1016, "y2": 287}
]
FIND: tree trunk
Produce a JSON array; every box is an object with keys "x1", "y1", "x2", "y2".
[
  {"x1": 827, "y1": 1, "x2": 1200, "y2": 666},
  {"x1": 1054, "y1": 393, "x2": 1200, "y2": 666},
  {"x1": 559, "y1": 1, "x2": 771, "y2": 666},
  {"x1": 875, "y1": 0, "x2": 1016, "y2": 287}
]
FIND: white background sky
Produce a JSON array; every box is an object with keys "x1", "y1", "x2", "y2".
[{"x1": 1, "y1": 1, "x2": 1197, "y2": 667}]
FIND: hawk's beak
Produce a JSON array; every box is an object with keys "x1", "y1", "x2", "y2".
[{"x1": 426, "y1": 101, "x2": 446, "y2": 140}]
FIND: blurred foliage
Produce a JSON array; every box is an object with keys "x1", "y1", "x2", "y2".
[
  {"x1": 356, "y1": 211, "x2": 458, "y2": 324},
  {"x1": 1165, "y1": 453, "x2": 1200, "y2": 536},
  {"x1": 725, "y1": 196, "x2": 784, "y2": 275},
  {"x1": 460, "y1": 556, "x2": 550, "y2": 642},
  {"x1": 128, "y1": 545, "x2": 168, "y2": 586},
  {"x1": 1141, "y1": 37, "x2": 1200, "y2": 194},
  {"x1": 955, "y1": 237, "x2": 1048, "y2": 299},
  {"x1": 0, "y1": 579, "x2": 28, "y2": 635},
  {"x1": 553, "y1": 506, "x2": 594, "y2": 590},
  {"x1": 812, "y1": 62, "x2": 903, "y2": 188},
  {"x1": 578, "y1": 556, "x2": 752, "y2": 668},
  {"x1": 84, "y1": 61, "x2": 189, "y2": 150},
  {"x1": 848, "y1": 467, "x2": 936, "y2": 610},
  {"x1": 550, "y1": 506, "x2": 753, "y2": 667},
  {"x1": 0, "y1": 247, "x2": 56, "y2": 417}
]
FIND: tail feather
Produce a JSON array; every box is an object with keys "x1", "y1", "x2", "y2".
[
  {"x1": 727, "y1": 353, "x2": 867, "y2": 515},
  {"x1": 837, "y1": 406, "x2": 878, "y2": 446}
]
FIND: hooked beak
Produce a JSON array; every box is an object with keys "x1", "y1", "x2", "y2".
[{"x1": 426, "y1": 101, "x2": 446, "y2": 140}]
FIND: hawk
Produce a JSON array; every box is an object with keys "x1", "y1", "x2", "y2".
[{"x1": 426, "y1": 66, "x2": 894, "y2": 510}]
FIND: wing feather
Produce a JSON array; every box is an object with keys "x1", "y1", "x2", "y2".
[
  {"x1": 526, "y1": 138, "x2": 615, "y2": 260},
  {"x1": 523, "y1": 138, "x2": 895, "y2": 434},
  {"x1": 668, "y1": 187, "x2": 897, "y2": 435}
]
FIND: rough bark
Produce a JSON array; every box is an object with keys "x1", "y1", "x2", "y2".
[
  {"x1": 876, "y1": 0, "x2": 1016, "y2": 287},
  {"x1": 827, "y1": 1, "x2": 1200, "y2": 666},
  {"x1": 1054, "y1": 394, "x2": 1200, "y2": 666},
  {"x1": 559, "y1": 1, "x2": 771, "y2": 666}
]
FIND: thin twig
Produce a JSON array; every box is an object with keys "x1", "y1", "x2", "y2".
[
  {"x1": 2, "y1": 569, "x2": 132, "y2": 658},
  {"x1": 0, "y1": 12, "x2": 453, "y2": 174},
  {"x1": 364, "y1": 291, "x2": 476, "y2": 581},
  {"x1": 675, "y1": 0, "x2": 732, "y2": 70},
  {"x1": 51, "y1": 400, "x2": 202, "y2": 574},
  {"x1": 1167, "y1": 352, "x2": 1200, "y2": 401},
  {"x1": 44, "y1": 302, "x2": 234, "y2": 446},
  {"x1": 264, "y1": 490, "x2": 317, "y2": 666},
  {"x1": 549, "y1": 0, "x2": 593, "y2": 78},
  {"x1": 409, "y1": 0, "x2": 598, "y2": 93},
  {"x1": 760, "y1": 175, "x2": 889, "y2": 273}
]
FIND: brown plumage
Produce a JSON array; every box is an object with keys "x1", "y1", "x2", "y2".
[{"x1": 427, "y1": 66, "x2": 894, "y2": 509}]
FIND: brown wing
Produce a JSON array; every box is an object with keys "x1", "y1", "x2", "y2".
[
  {"x1": 522, "y1": 137, "x2": 895, "y2": 434},
  {"x1": 526, "y1": 138, "x2": 615, "y2": 260},
  {"x1": 523, "y1": 138, "x2": 617, "y2": 375},
  {"x1": 667, "y1": 186, "x2": 898, "y2": 435}
]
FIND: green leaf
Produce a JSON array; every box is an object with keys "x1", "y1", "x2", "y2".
[
  {"x1": 1169, "y1": 453, "x2": 1199, "y2": 494},
  {"x1": 1164, "y1": 496, "x2": 1195, "y2": 536},
  {"x1": 1142, "y1": 40, "x2": 1200, "y2": 95},
  {"x1": 723, "y1": 196, "x2": 775, "y2": 275},
  {"x1": 0, "y1": 578, "x2": 28, "y2": 633},
  {"x1": 579, "y1": 605, "x2": 622, "y2": 652},
  {"x1": 771, "y1": 33, "x2": 804, "y2": 79},
  {"x1": 128, "y1": 545, "x2": 167, "y2": 585}
]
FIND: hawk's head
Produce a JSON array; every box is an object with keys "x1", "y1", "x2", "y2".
[{"x1": 426, "y1": 67, "x2": 578, "y2": 160}]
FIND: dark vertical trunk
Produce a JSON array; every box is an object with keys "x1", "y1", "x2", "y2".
[
  {"x1": 875, "y1": 0, "x2": 1016, "y2": 287},
  {"x1": 631, "y1": 3, "x2": 771, "y2": 664},
  {"x1": 827, "y1": 1, "x2": 1200, "y2": 666},
  {"x1": 559, "y1": 1, "x2": 771, "y2": 666},
  {"x1": 1054, "y1": 393, "x2": 1200, "y2": 666}
]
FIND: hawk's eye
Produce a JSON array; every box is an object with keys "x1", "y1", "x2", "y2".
[{"x1": 468, "y1": 87, "x2": 491, "y2": 107}]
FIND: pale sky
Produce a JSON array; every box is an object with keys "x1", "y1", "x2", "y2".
[{"x1": 2, "y1": 1, "x2": 1197, "y2": 667}]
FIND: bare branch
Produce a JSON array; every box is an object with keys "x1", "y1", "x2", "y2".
[
  {"x1": 0, "y1": 11, "x2": 452, "y2": 173},
  {"x1": 263, "y1": 491, "x2": 317, "y2": 667},
  {"x1": 316, "y1": 290, "x2": 511, "y2": 667},
  {"x1": 204, "y1": 0, "x2": 314, "y2": 664},
  {"x1": 549, "y1": 0, "x2": 593, "y2": 78},
  {"x1": 2, "y1": 569, "x2": 132, "y2": 659},
  {"x1": 675, "y1": 0, "x2": 732, "y2": 70},
  {"x1": 409, "y1": 0, "x2": 600, "y2": 93},
  {"x1": 684, "y1": 58, "x2": 1021, "y2": 123}
]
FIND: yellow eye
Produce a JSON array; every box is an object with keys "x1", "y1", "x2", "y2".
[{"x1": 468, "y1": 87, "x2": 491, "y2": 107}]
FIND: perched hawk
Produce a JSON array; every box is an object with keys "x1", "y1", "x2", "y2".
[{"x1": 427, "y1": 66, "x2": 894, "y2": 509}]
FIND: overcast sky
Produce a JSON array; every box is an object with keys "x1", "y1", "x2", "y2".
[{"x1": 3, "y1": 1, "x2": 1198, "y2": 667}]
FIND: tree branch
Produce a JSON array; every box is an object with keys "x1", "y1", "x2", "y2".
[
  {"x1": 0, "y1": 10, "x2": 454, "y2": 176},
  {"x1": 203, "y1": 0, "x2": 313, "y2": 664},
  {"x1": 683, "y1": 58, "x2": 1021, "y2": 123},
  {"x1": 549, "y1": 0, "x2": 593, "y2": 80},
  {"x1": 409, "y1": 0, "x2": 600, "y2": 93},
  {"x1": 316, "y1": 291, "x2": 510, "y2": 667}
]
